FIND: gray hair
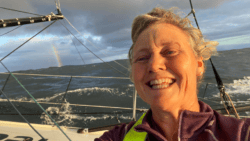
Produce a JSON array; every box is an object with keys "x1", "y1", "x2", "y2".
[{"x1": 128, "y1": 7, "x2": 219, "y2": 86}]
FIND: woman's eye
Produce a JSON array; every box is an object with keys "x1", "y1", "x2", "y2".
[
  {"x1": 167, "y1": 51, "x2": 174, "y2": 54},
  {"x1": 138, "y1": 57, "x2": 148, "y2": 61},
  {"x1": 165, "y1": 50, "x2": 177, "y2": 55},
  {"x1": 136, "y1": 56, "x2": 149, "y2": 62}
]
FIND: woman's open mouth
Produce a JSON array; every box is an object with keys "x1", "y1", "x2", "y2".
[{"x1": 146, "y1": 78, "x2": 176, "y2": 89}]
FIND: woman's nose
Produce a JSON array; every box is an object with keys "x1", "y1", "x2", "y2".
[{"x1": 147, "y1": 54, "x2": 167, "y2": 73}]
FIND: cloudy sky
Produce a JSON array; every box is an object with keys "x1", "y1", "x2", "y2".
[{"x1": 0, "y1": 0, "x2": 250, "y2": 72}]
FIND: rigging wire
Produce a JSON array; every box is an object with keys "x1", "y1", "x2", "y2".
[
  {"x1": 69, "y1": 34, "x2": 86, "y2": 65},
  {"x1": 187, "y1": 0, "x2": 240, "y2": 119},
  {"x1": 0, "y1": 89, "x2": 47, "y2": 141},
  {"x1": 61, "y1": 19, "x2": 86, "y2": 65},
  {"x1": 0, "y1": 20, "x2": 72, "y2": 140},
  {"x1": 188, "y1": 0, "x2": 200, "y2": 30},
  {"x1": 0, "y1": 74, "x2": 10, "y2": 97},
  {"x1": 0, "y1": 72, "x2": 130, "y2": 79},
  {"x1": 54, "y1": 0, "x2": 59, "y2": 10},
  {"x1": 0, "y1": 7, "x2": 43, "y2": 16},
  {"x1": 58, "y1": 0, "x2": 61, "y2": 10},
  {"x1": 63, "y1": 17, "x2": 129, "y2": 71},
  {"x1": 0, "y1": 3, "x2": 71, "y2": 140},
  {"x1": 0, "y1": 26, "x2": 22, "y2": 36},
  {"x1": 64, "y1": 17, "x2": 128, "y2": 53},
  {"x1": 59, "y1": 21, "x2": 128, "y2": 77},
  {"x1": 0, "y1": 21, "x2": 57, "y2": 62},
  {"x1": 0, "y1": 61, "x2": 72, "y2": 141},
  {"x1": 54, "y1": 0, "x2": 61, "y2": 10}
]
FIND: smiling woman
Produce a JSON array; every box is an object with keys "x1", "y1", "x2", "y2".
[{"x1": 95, "y1": 7, "x2": 250, "y2": 141}]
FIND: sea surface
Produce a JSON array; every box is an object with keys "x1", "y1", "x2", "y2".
[{"x1": 0, "y1": 47, "x2": 250, "y2": 130}]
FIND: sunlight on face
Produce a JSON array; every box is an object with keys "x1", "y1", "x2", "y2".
[{"x1": 132, "y1": 23, "x2": 203, "y2": 110}]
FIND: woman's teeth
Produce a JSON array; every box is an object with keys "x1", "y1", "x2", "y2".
[
  {"x1": 149, "y1": 78, "x2": 175, "y2": 89},
  {"x1": 150, "y1": 78, "x2": 173, "y2": 85},
  {"x1": 152, "y1": 84, "x2": 170, "y2": 89}
]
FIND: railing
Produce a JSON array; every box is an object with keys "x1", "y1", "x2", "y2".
[
  {"x1": 0, "y1": 72, "x2": 147, "y2": 121},
  {"x1": 1, "y1": 72, "x2": 250, "y2": 120}
]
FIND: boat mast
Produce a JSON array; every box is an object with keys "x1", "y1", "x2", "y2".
[{"x1": 0, "y1": 6, "x2": 63, "y2": 28}]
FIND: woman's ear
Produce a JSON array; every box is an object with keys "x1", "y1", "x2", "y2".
[{"x1": 196, "y1": 57, "x2": 204, "y2": 76}]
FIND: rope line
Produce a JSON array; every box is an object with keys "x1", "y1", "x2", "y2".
[
  {"x1": 0, "y1": 19, "x2": 72, "y2": 140},
  {"x1": 54, "y1": 0, "x2": 61, "y2": 10},
  {"x1": 187, "y1": 0, "x2": 239, "y2": 118},
  {"x1": 0, "y1": 72, "x2": 130, "y2": 79},
  {"x1": 58, "y1": 76, "x2": 72, "y2": 114},
  {"x1": 0, "y1": 21, "x2": 57, "y2": 62},
  {"x1": 0, "y1": 7, "x2": 43, "y2": 16},
  {"x1": 0, "y1": 74, "x2": 10, "y2": 96},
  {"x1": 70, "y1": 34, "x2": 86, "y2": 64},
  {"x1": 0, "y1": 26, "x2": 22, "y2": 36},
  {"x1": 58, "y1": 0, "x2": 61, "y2": 9},
  {"x1": 0, "y1": 62, "x2": 72, "y2": 141},
  {"x1": 188, "y1": 1, "x2": 200, "y2": 30},
  {"x1": 62, "y1": 20, "x2": 86, "y2": 65},
  {"x1": 184, "y1": 11, "x2": 192, "y2": 19},
  {"x1": 60, "y1": 21, "x2": 128, "y2": 76},
  {"x1": 63, "y1": 17, "x2": 129, "y2": 71},
  {"x1": 62, "y1": 76, "x2": 72, "y2": 103},
  {"x1": 0, "y1": 89, "x2": 47, "y2": 140}
]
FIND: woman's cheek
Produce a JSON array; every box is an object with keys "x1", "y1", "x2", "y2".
[
  {"x1": 132, "y1": 64, "x2": 142, "y2": 85},
  {"x1": 135, "y1": 64, "x2": 144, "y2": 78},
  {"x1": 172, "y1": 57, "x2": 189, "y2": 72}
]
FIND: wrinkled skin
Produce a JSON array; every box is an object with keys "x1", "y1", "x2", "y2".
[{"x1": 132, "y1": 23, "x2": 204, "y2": 141}]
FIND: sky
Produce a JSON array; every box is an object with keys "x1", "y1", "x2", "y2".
[{"x1": 0, "y1": 0, "x2": 250, "y2": 72}]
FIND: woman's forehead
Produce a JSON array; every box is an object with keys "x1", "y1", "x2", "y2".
[
  {"x1": 133, "y1": 23, "x2": 189, "y2": 52},
  {"x1": 134, "y1": 41, "x2": 180, "y2": 53}
]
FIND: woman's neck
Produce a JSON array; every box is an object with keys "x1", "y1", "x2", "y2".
[{"x1": 151, "y1": 100, "x2": 200, "y2": 141}]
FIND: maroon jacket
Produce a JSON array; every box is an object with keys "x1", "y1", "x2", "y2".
[{"x1": 95, "y1": 101, "x2": 250, "y2": 141}]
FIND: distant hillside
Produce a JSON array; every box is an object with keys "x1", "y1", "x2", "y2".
[{"x1": 11, "y1": 47, "x2": 250, "y2": 80}]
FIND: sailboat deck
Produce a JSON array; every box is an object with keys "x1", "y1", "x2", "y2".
[{"x1": 0, "y1": 120, "x2": 108, "y2": 141}]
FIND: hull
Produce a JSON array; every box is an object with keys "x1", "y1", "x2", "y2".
[{"x1": 0, "y1": 120, "x2": 107, "y2": 141}]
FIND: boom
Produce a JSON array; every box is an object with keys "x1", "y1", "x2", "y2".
[{"x1": 0, "y1": 8, "x2": 63, "y2": 28}]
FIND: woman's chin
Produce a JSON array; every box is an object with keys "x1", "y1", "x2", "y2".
[{"x1": 143, "y1": 82, "x2": 181, "y2": 106}]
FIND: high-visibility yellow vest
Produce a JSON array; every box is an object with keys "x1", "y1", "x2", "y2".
[{"x1": 123, "y1": 112, "x2": 148, "y2": 141}]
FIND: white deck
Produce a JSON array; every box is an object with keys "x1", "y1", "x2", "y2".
[{"x1": 0, "y1": 120, "x2": 107, "y2": 141}]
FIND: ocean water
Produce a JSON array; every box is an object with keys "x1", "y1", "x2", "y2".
[{"x1": 0, "y1": 47, "x2": 250, "y2": 129}]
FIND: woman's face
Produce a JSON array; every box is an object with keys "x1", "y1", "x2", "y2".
[{"x1": 132, "y1": 23, "x2": 204, "y2": 110}]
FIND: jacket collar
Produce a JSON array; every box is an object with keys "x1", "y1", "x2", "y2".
[
  {"x1": 134, "y1": 101, "x2": 214, "y2": 139},
  {"x1": 179, "y1": 101, "x2": 214, "y2": 138}
]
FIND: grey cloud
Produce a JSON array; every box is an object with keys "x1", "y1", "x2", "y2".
[
  {"x1": 1, "y1": 0, "x2": 250, "y2": 72},
  {"x1": 156, "y1": 0, "x2": 234, "y2": 10},
  {"x1": 59, "y1": 41, "x2": 68, "y2": 45},
  {"x1": 69, "y1": 36, "x2": 86, "y2": 47},
  {"x1": 101, "y1": 28, "x2": 131, "y2": 46},
  {"x1": 1, "y1": 0, "x2": 240, "y2": 38},
  {"x1": 205, "y1": 23, "x2": 250, "y2": 40}
]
